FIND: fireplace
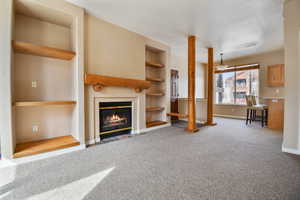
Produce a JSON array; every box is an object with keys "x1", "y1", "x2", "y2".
[{"x1": 99, "y1": 101, "x2": 132, "y2": 139}]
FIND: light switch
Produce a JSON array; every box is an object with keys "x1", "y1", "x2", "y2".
[
  {"x1": 32, "y1": 81, "x2": 37, "y2": 88},
  {"x1": 32, "y1": 125, "x2": 39, "y2": 132}
]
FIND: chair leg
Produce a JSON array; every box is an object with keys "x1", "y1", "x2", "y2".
[
  {"x1": 265, "y1": 109, "x2": 268, "y2": 126},
  {"x1": 246, "y1": 109, "x2": 249, "y2": 125},
  {"x1": 261, "y1": 109, "x2": 264, "y2": 127},
  {"x1": 250, "y1": 109, "x2": 253, "y2": 124},
  {"x1": 254, "y1": 110, "x2": 256, "y2": 121}
]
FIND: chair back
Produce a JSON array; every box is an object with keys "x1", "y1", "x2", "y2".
[
  {"x1": 245, "y1": 95, "x2": 253, "y2": 106},
  {"x1": 251, "y1": 96, "x2": 257, "y2": 105}
]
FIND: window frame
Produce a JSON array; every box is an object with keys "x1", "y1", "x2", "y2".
[{"x1": 214, "y1": 64, "x2": 259, "y2": 106}]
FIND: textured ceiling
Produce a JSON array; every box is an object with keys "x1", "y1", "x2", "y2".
[{"x1": 67, "y1": 0, "x2": 284, "y2": 61}]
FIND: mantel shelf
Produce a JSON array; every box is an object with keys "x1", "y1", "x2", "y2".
[
  {"x1": 85, "y1": 73, "x2": 151, "y2": 93},
  {"x1": 14, "y1": 101, "x2": 77, "y2": 107},
  {"x1": 12, "y1": 40, "x2": 76, "y2": 60},
  {"x1": 145, "y1": 61, "x2": 164, "y2": 68},
  {"x1": 146, "y1": 107, "x2": 165, "y2": 112}
]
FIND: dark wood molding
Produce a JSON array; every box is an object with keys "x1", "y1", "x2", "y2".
[{"x1": 215, "y1": 65, "x2": 259, "y2": 74}]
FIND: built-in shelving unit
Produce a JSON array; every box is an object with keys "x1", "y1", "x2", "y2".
[
  {"x1": 6, "y1": 0, "x2": 85, "y2": 159},
  {"x1": 145, "y1": 46, "x2": 167, "y2": 128}
]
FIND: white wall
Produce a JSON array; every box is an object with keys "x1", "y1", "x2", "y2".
[
  {"x1": 170, "y1": 54, "x2": 207, "y2": 122},
  {"x1": 282, "y1": 0, "x2": 300, "y2": 153},
  {"x1": 170, "y1": 54, "x2": 206, "y2": 98},
  {"x1": 0, "y1": 0, "x2": 14, "y2": 159}
]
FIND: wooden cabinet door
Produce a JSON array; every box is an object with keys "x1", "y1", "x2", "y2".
[
  {"x1": 266, "y1": 99, "x2": 284, "y2": 130},
  {"x1": 268, "y1": 64, "x2": 284, "y2": 87}
]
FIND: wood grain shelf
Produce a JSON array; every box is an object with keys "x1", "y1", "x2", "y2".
[
  {"x1": 146, "y1": 107, "x2": 165, "y2": 112},
  {"x1": 167, "y1": 112, "x2": 188, "y2": 118},
  {"x1": 145, "y1": 61, "x2": 164, "y2": 68},
  {"x1": 146, "y1": 120, "x2": 168, "y2": 128},
  {"x1": 14, "y1": 101, "x2": 77, "y2": 107},
  {"x1": 146, "y1": 77, "x2": 165, "y2": 82},
  {"x1": 146, "y1": 92, "x2": 165, "y2": 97},
  {"x1": 12, "y1": 40, "x2": 76, "y2": 60},
  {"x1": 14, "y1": 135, "x2": 80, "y2": 158},
  {"x1": 85, "y1": 73, "x2": 151, "y2": 93}
]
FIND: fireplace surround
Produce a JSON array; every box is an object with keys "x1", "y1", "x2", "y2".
[{"x1": 99, "y1": 101, "x2": 132, "y2": 139}]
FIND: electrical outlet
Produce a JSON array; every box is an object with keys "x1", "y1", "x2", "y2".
[
  {"x1": 31, "y1": 81, "x2": 37, "y2": 88},
  {"x1": 275, "y1": 89, "x2": 279, "y2": 94},
  {"x1": 32, "y1": 125, "x2": 39, "y2": 132}
]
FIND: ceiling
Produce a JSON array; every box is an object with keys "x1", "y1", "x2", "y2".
[{"x1": 67, "y1": 0, "x2": 284, "y2": 62}]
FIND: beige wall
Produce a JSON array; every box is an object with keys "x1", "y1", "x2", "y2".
[
  {"x1": 85, "y1": 15, "x2": 145, "y2": 80},
  {"x1": 84, "y1": 14, "x2": 170, "y2": 142},
  {"x1": 214, "y1": 49, "x2": 285, "y2": 118},
  {"x1": 282, "y1": 0, "x2": 300, "y2": 152}
]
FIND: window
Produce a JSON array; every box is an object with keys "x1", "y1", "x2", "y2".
[{"x1": 215, "y1": 68, "x2": 259, "y2": 105}]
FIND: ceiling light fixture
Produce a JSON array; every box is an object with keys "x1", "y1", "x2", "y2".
[{"x1": 216, "y1": 53, "x2": 228, "y2": 70}]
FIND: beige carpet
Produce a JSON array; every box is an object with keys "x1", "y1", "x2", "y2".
[{"x1": 0, "y1": 118, "x2": 300, "y2": 200}]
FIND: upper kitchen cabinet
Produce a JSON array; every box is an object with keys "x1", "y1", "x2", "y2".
[{"x1": 267, "y1": 64, "x2": 285, "y2": 87}]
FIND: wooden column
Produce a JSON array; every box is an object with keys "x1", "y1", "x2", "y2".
[
  {"x1": 186, "y1": 36, "x2": 199, "y2": 132},
  {"x1": 206, "y1": 48, "x2": 216, "y2": 126}
]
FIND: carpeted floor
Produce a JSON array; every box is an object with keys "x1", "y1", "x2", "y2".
[{"x1": 1, "y1": 118, "x2": 300, "y2": 200}]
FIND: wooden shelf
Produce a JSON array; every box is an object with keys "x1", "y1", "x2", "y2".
[
  {"x1": 146, "y1": 77, "x2": 165, "y2": 82},
  {"x1": 146, "y1": 107, "x2": 165, "y2": 112},
  {"x1": 145, "y1": 61, "x2": 164, "y2": 68},
  {"x1": 146, "y1": 120, "x2": 168, "y2": 128},
  {"x1": 14, "y1": 101, "x2": 77, "y2": 107},
  {"x1": 14, "y1": 135, "x2": 79, "y2": 158},
  {"x1": 12, "y1": 40, "x2": 76, "y2": 60},
  {"x1": 146, "y1": 92, "x2": 165, "y2": 97},
  {"x1": 167, "y1": 112, "x2": 188, "y2": 118}
]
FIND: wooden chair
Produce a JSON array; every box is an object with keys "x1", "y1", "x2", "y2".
[{"x1": 245, "y1": 95, "x2": 268, "y2": 127}]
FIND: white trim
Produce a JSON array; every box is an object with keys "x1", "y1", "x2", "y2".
[
  {"x1": 141, "y1": 123, "x2": 171, "y2": 133},
  {"x1": 214, "y1": 114, "x2": 246, "y2": 120},
  {"x1": 282, "y1": 146, "x2": 300, "y2": 155},
  {"x1": 4, "y1": 144, "x2": 86, "y2": 165},
  {"x1": 214, "y1": 103, "x2": 247, "y2": 107},
  {"x1": 180, "y1": 119, "x2": 206, "y2": 124},
  {"x1": 86, "y1": 138, "x2": 96, "y2": 145}
]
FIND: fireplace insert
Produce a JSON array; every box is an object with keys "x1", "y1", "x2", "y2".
[{"x1": 99, "y1": 101, "x2": 132, "y2": 139}]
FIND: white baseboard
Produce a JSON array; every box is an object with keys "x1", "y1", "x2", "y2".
[
  {"x1": 4, "y1": 144, "x2": 86, "y2": 165},
  {"x1": 214, "y1": 114, "x2": 246, "y2": 120},
  {"x1": 140, "y1": 123, "x2": 171, "y2": 133},
  {"x1": 180, "y1": 119, "x2": 206, "y2": 124},
  {"x1": 282, "y1": 146, "x2": 300, "y2": 155}
]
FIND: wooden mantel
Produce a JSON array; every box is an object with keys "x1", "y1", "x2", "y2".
[{"x1": 84, "y1": 73, "x2": 151, "y2": 93}]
